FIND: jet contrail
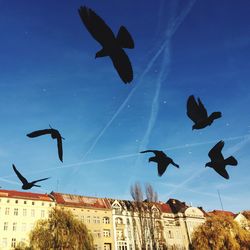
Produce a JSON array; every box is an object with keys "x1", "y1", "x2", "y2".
[
  {"x1": 165, "y1": 135, "x2": 250, "y2": 197},
  {"x1": 136, "y1": 0, "x2": 197, "y2": 164},
  {"x1": 1, "y1": 134, "x2": 248, "y2": 181}
]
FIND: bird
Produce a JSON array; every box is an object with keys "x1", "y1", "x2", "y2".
[
  {"x1": 140, "y1": 150, "x2": 179, "y2": 176},
  {"x1": 78, "y1": 6, "x2": 134, "y2": 83},
  {"x1": 12, "y1": 164, "x2": 49, "y2": 190},
  {"x1": 26, "y1": 125, "x2": 64, "y2": 162},
  {"x1": 205, "y1": 140, "x2": 238, "y2": 179},
  {"x1": 187, "y1": 95, "x2": 222, "y2": 130}
]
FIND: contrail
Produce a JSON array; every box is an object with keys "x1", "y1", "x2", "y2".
[
  {"x1": 80, "y1": 0, "x2": 197, "y2": 162},
  {"x1": 165, "y1": 134, "x2": 250, "y2": 198},
  {"x1": 136, "y1": 0, "x2": 197, "y2": 161},
  {"x1": 1, "y1": 134, "x2": 247, "y2": 180}
]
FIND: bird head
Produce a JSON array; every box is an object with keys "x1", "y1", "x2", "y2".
[
  {"x1": 205, "y1": 162, "x2": 211, "y2": 168},
  {"x1": 192, "y1": 125, "x2": 195, "y2": 130}
]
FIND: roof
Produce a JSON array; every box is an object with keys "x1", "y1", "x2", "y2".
[
  {"x1": 51, "y1": 192, "x2": 111, "y2": 209},
  {"x1": 167, "y1": 198, "x2": 189, "y2": 213},
  {"x1": 157, "y1": 202, "x2": 173, "y2": 213},
  {"x1": 208, "y1": 210, "x2": 236, "y2": 217},
  {"x1": 0, "y1": 189, "x2": 54, "y2": 202}
]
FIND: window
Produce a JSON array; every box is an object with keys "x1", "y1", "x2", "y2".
[
  {"x1": 23, "y1": 209, "x2": 27, "y2": 216},
  {"x1": 5, "y1": 207, "x2": 10, "y2": 215},
  {"x1": 168, "y1": 230, "x2": 173, "y2": 239},
  {"x1": 4, "y1": 222, "x2": 8, "y2": 231},
  {"x1": 103, "y1": 217, "x2": 110, "y2": 224},
  {"x1": 103, "y1": 229, "x2": 111, "y2": 237},
  {"x1": 93, "y1": 230, "x2": 101, "y2": 238},
  {"x1": 14, "y1": 208, "x2": 18, "y2": 216},
  {"x1": 15, "y1": 200, "x2": 18, "y2": 204},
  {"x1": 115, "y1": 217, "x2": 123, "y2": 224},
  {"x1": 11, "y1": 238, "x2": 16, "y2": 248},
  {"x1": 2, "y1": 238, "x2": 7, "y2": 248},
  {"x1": 42, "y1": 202, "x2": 44, "y2": 206},
  {"x1": 32, "y1": 201, "x2": 35, "y2": 205},
  {"x1": 31, "y1": 209, "x2": 35, "y2": 217},
  {"x1": 41, "y1": 210, "x2": 45, "y2": 218},
  {"x1": 87, "y1": 216, "x2": 91, "y2": 223},
  {"x1": 7, "y1": 199, "x2": 10, "y2": 203},
  {"x1": 93, "y1": 216, "x2": 100, "y2": 224},
  {"x1": 13, "y1": 222, "x2": 17, "y2": 231},
  {"x1": 24, "y1": 201, "x2": 27, "y2": 204},
  {"x1": 104, "y1": 243, "x2": 111, "y2": 250}
]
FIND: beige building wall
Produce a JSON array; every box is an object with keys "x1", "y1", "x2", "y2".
[
  {"x1": 51, "y1": 192, "x2": 115, "y2": 250},
  {"x1": 0, "y1": 190, "x2": 55, "y2": 250}
]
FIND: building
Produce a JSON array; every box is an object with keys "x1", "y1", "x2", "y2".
[
  {"x1": 51, "y1": 192, "x2": 115, "y2": 250},
  {"x1": 0, "y1": 189, "x2": 55, "y2": 249},
  {"x1": 208, "y1": 209, "x2": 250, "y2": 231},
  {"x1": 2, "y1": 189, "x2": 248, "y2": 250}
]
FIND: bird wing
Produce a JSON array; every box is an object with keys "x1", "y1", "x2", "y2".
[
  {"x1": 32, "y1": 177, "x2": 50, "y2": 184},
  {"x1": 157, "y1": 162, "x2": 167, "y2": 177},
  {"x1": 12, "y1": 164, "x2": 28, "y2": 184},
  {"x1": 56, "y1": 136, "x2": 63, "y2": 162},
  {"x1": 27, "y1": 129, "x2": 51, "y2": 138},
  {"x1": 213, "y1": 167, "x2": 229, "y2": 179},
  {"x1": 110, "y1": 49, "x2": 133, "y2": 83},
  {"x1": 116, "y1": 26, "x2": 134, "y2": 48},
  {"x1": 140, "y1": 150, "x2": 160, "y2": 155},
  {"x1": 197, "y1": 98, "x2": 208, "y2": 118},
  {"x1": 187, "y1": 95, "x2": 206, "y2": 122},
  {"x1": 208, "y1": 140, "x2": 225, "y2": 161},
  {"x1": 78, "y1": 6, "x2": 115, "y2": 46}
]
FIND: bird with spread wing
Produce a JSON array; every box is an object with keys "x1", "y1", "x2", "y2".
[
  {"x1": 78, "y1": 6, "x2": 134, "y2": 83},
  {"x1": 187, "y1": 95, "x2": 222, "y2": 130},
  {"x1": 27, "y1": 125, "x2": 64, "y2": 162},
  {"x1": 12, "y1": 164, "x2": 49, "y2": 190},
  {"x1": 140, "y1": 150, "x2": 179, "y2": 177},
  {"x1": 205, "y1": 140, "x2": 238, "y2": 179}
]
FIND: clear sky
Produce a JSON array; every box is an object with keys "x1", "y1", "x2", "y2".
[{"x1": 0, "y1": 0, "x2": 250, "y2": 213}]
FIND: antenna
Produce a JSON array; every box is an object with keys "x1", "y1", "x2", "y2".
[{"x1": 217, "y1": 190, "x2": 224, "y2": 210}]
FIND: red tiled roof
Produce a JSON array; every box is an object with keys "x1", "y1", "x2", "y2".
[
  {"x1": 0, "y1": 189, "x2": 53, "y2": 202},
  {"x1": 51, "y1": 192, "x2": 111, "y2": 209},
  {"x1": 208, "y1": 210, "x2": 236, "y2": 217},
  {"x1": 157, "y1": 202, "x2": 172, "y2": 213}
]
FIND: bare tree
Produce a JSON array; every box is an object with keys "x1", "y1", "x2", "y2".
[{"x1": 130, "y1": 182, "x2": 166, "y2": 250}]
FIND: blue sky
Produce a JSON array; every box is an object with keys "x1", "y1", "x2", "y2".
[{"x1": 0, "y1": 0, "x2": 250, "y2": 213}]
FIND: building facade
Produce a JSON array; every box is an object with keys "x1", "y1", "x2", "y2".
[
  {"x1": 2, "y1": 189, "x2": 248, "y2": 250},
  {"x1": 0, "y1": 189, "x2": 55, "y2": 249}
]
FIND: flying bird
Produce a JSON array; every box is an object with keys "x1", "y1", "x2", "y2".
[
  {"x1": 140, "y1": 150, "x2": 179, "y2": 176},
  {"x1": 12, "y1": 164, "x2": 49, "y2": 190},
  {"x1": 205, "y1": 140, "x2": 238, "y2": 179},
  {"x1": 27, "y1": 125, "x2": 64, "y2": 162},
  {"x1": 187, "y1": 95, "x2": 222, "y2": 130},
  {"x1": 78, "y1": 6, "x2": 134, "y2": 83}
]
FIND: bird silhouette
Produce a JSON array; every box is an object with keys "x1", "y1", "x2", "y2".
[
  {"x1": 140, "y1": 150, "x2": 179, "y2": 176},
  {"x1": 205, "y1": 140, "x2": 238, "y2": 179},
  {"x1": 187, "y1": 95, "x2": 222, "y2": 130},
  {"x1": 78, "y1": 6, "x2": 134, "y2": 83},
  {"x1": 27, "y1": 125, "x2": 64, "y2": 162},
  {"x1": 12, "y1": 164, "x2": 49, "y2": 190}
]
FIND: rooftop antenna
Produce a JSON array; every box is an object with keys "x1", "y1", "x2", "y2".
[{"x1": 217, "y1": 189, "x2": 224, "y2": 210}]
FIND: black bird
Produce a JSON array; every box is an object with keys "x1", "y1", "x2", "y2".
[
  {"x1": 187, "y1": 95, "x2": 222, "y2": 130},
  {"x1": 205, "y1": 140, "x2": 238, "y2": 179},
  {"x1": 27, "y1": 125, "x2": 64, "y2": 162},
  {"x1": 78, "y1": 6, "x2": 134, "y2": 83},
  {"x1": 140, "y1": 150, "x2": 179, "y2": 176},
  {"x1": 13, "y1": 164, "x2": 49, "y2": 190}
]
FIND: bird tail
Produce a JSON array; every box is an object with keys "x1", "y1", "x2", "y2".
[
  {"x1": 172, "y1": 162, "x2": 179, "y2": 168},
  {"x1": 117, "y1": 26, "x2": 134, "y2": 49},
  {"x1": 225, "y1": 156, "x2": 238, "y2": 166},
  {"x1": 34, "y1": 184, "x2": 41, "y2": 187},
  {"x1": 210, "y1": 112, "x2": 222, "y2": 120}
]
